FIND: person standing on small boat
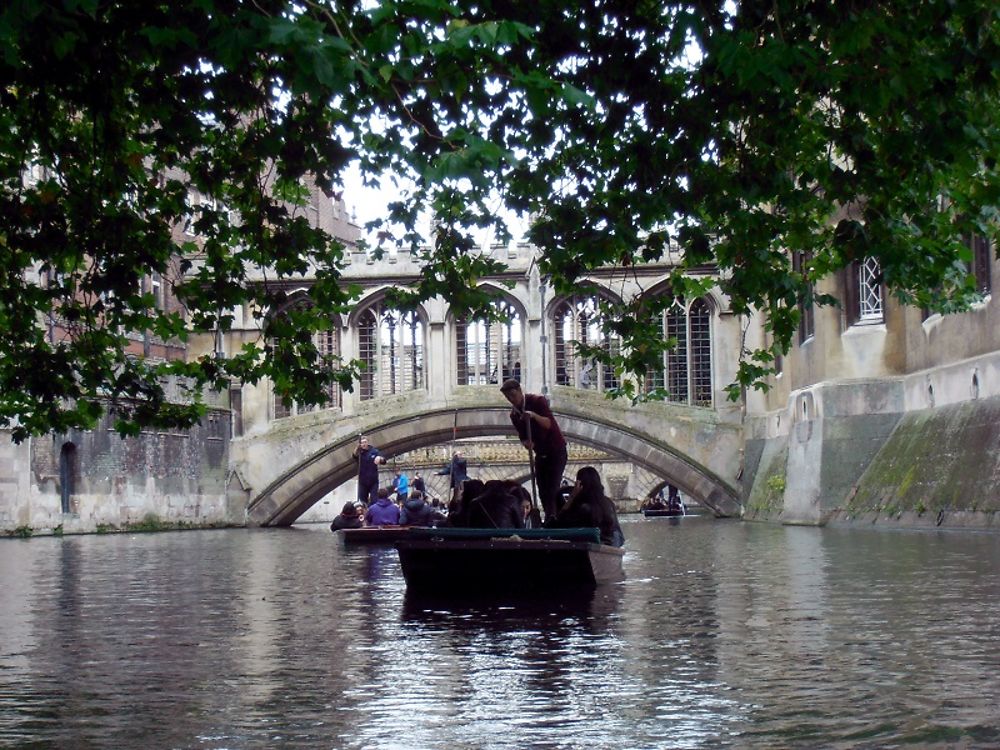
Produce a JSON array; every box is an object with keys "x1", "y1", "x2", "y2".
[
  {"x1": 436, "y1": 450, "x2": 469, "y2": 503},
  {"x1": 352, "y1": 436, "x2": 387, "y2": 507},
  {"x1": 500, "y1": 379, "x2": 567, "y2": 522}
]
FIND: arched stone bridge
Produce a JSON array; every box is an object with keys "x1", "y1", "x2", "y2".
[{"x1": 235, "y1": 386, "x2": 744, "y2": 525}]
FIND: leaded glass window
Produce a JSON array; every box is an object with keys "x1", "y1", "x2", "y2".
[
  {"x1": 552, "y1": 294, "x2": 619, "y2": 392},
  {"x1": 858, "y1": 256, "x2": 884, "y2": 321},
  {"x1": 456, "y1": 299, "x2": 522, "y2": 385},
  {"x1": 357, "y1": 303, "x2": 424, "y2": 400},
  {"x1": 272, "y1": 309, "x2": 342, "y2": 419},
  {"x1": 646, "y1": 295, "x2": 713, "y2": 407}
]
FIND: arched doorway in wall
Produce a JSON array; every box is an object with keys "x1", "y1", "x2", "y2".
[{"x1": 59, "y1": 442, "x2": 78, "y2": 514}]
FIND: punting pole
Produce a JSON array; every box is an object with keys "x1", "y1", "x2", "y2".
[
  {"x1": 525, "y1": 413, "x2": 540, "y2": 513},
  {"x1": 355, "y1": 431, "x2": 364, "y2": 505},
  {"x1": 450, "y1": 408, "x2": 459, "y2": 501}
]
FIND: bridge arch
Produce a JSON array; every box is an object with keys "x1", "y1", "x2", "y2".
[{"x1": 246, "y1": 404, "x2": 742, "y2": 526}]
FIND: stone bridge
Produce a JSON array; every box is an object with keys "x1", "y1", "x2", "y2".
[{"x1": 235, "y1": 386, "x2": 744, "y2": 525}]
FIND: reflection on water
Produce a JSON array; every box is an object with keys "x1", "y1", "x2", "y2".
[{"x1": 1, "y1": 519, "x2": 999, "y2": 748}]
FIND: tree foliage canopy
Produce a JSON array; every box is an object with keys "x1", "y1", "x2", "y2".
[{"x1": 1, "y1": 0, "x2": 998, "y2": 440}]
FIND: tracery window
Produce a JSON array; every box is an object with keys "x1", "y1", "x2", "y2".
[
  {"x1": 646, "y1": 296, "x2": 713, "y2": 407},
  {"x1": 858, "y1": 256, "x2": 884, "y2": 320},
  {"x1": 793, "y1": 249, "x2": 815, "y2": 343},
  {"x1": 273, "y1": 306, "x2": 342, "y2": 419},
  {"x1": 844, "y1": 256, "x2": 885, "y2": 325},
  {"x1": 357, "y1": 303, "x2": 424, "y2": 400},
  {"x1": 968, "y1": 234, "x2": 992, "y2": 296},
  {"x1": 455, "y1": 299, "x2": 522, "y2": 385},
  {"x1": 552, "y1": 294, "x2": 620, "y2": 392}
]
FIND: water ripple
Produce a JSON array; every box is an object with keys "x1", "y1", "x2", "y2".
[{"x1": 0, "y1": 522, "x2": 998, "y2": 748}]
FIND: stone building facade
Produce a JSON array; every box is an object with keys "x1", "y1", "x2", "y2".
[
  {"x1": 2, "y1": 174, "x2": 998, "y2": 533},
  {"x1": 741, "y1": 245, "x2": 1000, "y2": 528}
]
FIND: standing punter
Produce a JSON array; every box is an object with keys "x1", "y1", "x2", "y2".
[
  {"x1": 499, "y1": 379, "x2": 567, "y2": 521},
  {"x1": 352, "y1": 435, "x2": 386, "y2": 506}
]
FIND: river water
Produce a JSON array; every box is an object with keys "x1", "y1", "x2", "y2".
[{"x1": 1, "y1": 517, "x2": 999, "y2": 749}]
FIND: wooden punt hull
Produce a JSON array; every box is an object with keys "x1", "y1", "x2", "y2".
[
  {"x1": 340, "y1": 526, "x2": 421, "y2": 545},
  {"x1": 642, "y1": 508, "x2": 685, "y2": 518},
  {"x1": 395, "y1": 528, "x2": 625, "y2": 593}
]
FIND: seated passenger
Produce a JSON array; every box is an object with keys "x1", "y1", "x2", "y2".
[
  {"x1": 330, "y1": 501, "x2": 364, "y2": 532},
  {"x1": 551, "y1": 466, "x2": 625, "y2": 547},
  {"x1": 365, "y1": 487, "x2": 400, "y2": 526},
  {"x1": 399, "y1": 490, "x2": 446, "y2": 527},
  {"x1": 446, "y1": 479, "x2": 485, "y2": 527},
  {"x1": 464, "y1": 480, "x2": 525, "y2": 529},
  {"x1": 646, "y1": 492, "x2": 668, "y2": 511}
]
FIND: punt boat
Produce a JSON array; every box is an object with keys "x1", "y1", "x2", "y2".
[
  {"x1": 395, "y1": 527, "x2": 625, "y2": 593},
  {"x1": 642, "y1": 507, "x2": 686, "y2": 518},
  {"x1": 340, "y1": 525, "x2": 420, "y2": 545}
]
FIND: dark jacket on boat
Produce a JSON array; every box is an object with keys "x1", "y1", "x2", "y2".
[
  {"x1": 330, "y1": 514, "x2": 364, "y2": 532},
  {"x1": 436, "y1": 454, "x2": 469, "y2": 489},
  {"x1": 465, "y1": 480, "x2": 525, "y2": 529},
  {"x1": 444, "y1": 479, "x2": 484, "y2": 528},
  {"x1": 330, "y1": 502, "x2": 364, "y2": 532},
  {"x1": 399, "y1": 495, "x2": 444, "y2": 527},
  {"x1": 365, "y1": 497, "x2": 400, "y2": 526},
  {"x1": 353, "y1": 445, "x2": 384, "y2": 484},
  {"x1": 552, "y1": 493, "x2": 625, "y2": 547}
]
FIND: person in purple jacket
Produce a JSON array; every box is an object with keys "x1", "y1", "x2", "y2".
[{"x1": 365, "y1": 487, "x2": 400, "y2": 526}]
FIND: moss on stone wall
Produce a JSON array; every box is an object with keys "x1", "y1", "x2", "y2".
[
  {"x1": 846, "y1": 396, "x2": 1000, "y2": 516},
  {"x1": 744, "y1": 437, "x2": 789, "y2": 520}
]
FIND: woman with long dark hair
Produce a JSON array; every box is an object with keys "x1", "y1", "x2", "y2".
[{"x1": 553, "y1": 466, "x2": 625, "y2": 547}]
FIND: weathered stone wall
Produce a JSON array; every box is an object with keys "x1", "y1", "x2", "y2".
[
  {"x1": 744, "y1": 380, "x2": 904, "y2": 524},
  {"x1": 0, "y1": 437, "x2": 33, "y2": 530},
  {"x1": 834, "y1": 396, "x2": 1000, "y2": 527},
  {"x1": 745, "y1": 350, "x2": 1000, "y2": 530},
  {"x1": 1, "y1": 408, "x2": 234, "y2": 535}
]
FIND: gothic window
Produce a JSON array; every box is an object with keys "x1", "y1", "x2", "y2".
[
  {"x1": 858, "y1": 257, "x2": 884, "y2": 321},
  {"x1": 793, "y1": 250, "x2": 815, "y2": 343},
  {"x1": 844, "y1": 257, "x2": 885, "y2": 326},
  {"x1": 272, "y1": 302, "x2": 342, "y2": 419},
  {"x1": 552, "y1": 294, "x2": 620, "y2": 392},
  {"x1": 456, "y1": 299, "x2": 522, "y2": 385},
  {"x1": 149, "y1": 271, "x2": 163, "y2": 310},
  {"x1": 230, "y1": 386, "x2": 243, "y2": 437},
  {"x1": 59, "y1": 442, "x2": 78, "y2": 514},
  {"x1": 646, "y1": 295, "x2": 713, "y2": 406},
  {"x1": 357, "y1": 302, "x2": 424, "y2": 401},
  {"x1": 689, "y1": 299, "x2": 713, "y2": 405},
  {"x1": 314, "y1": 326, "x2": 342, "y2": 410},
  {"x1": 968, "y1": 234, "x2": 992, "y2": 296}
]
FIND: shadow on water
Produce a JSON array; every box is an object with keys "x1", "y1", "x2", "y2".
[{"x1": 400, "y1": 583, "x2": 625, "y2": 631}]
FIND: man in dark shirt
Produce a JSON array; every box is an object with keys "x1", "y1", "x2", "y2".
[
  {"x1": 352, "y1": 435, "x2": 386, "y2": 506},
  {"x1": 499, "y1": 379, "x2": 567, "y2": 521},
  {"x1": 435, "y1": 450, "x2": 469, "y2": 503}
]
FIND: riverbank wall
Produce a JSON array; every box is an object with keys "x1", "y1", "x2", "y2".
[
  {"x1": 743, "y1": 352, "x2": 1000, "y2": 531},
  {"x1": 0, "y1": 408, "x2": 242, "y2": 537}
]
